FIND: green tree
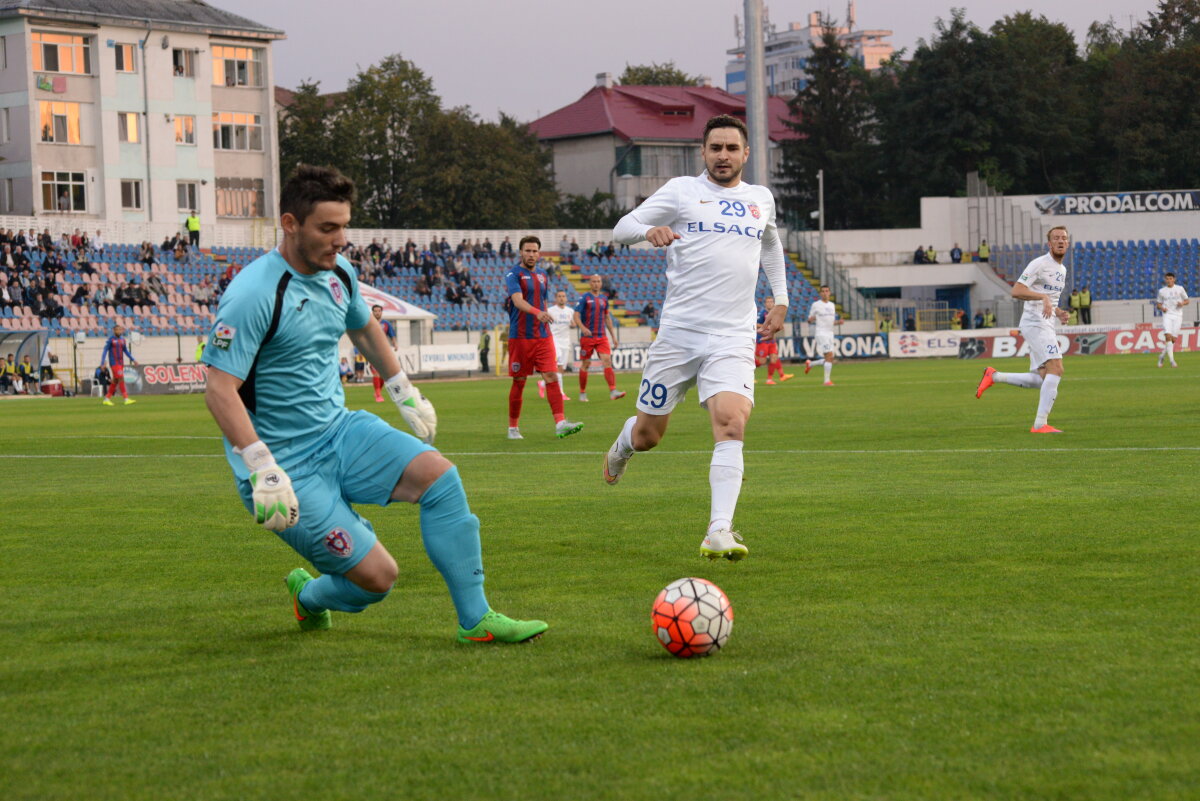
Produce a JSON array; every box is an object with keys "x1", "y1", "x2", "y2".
[
  {"x1": 778, "y1": 21, "x2": 882, "y2": 229},
  {"x1": 277, "y1": 80, "x2": 344, "y2": 182},
  {"x1": 555, "y1": 190, "x2": 624, "y2": 228},
  {"x1": 617, "y1": 62, "x2": 701, "y2": 86},
  {"x1": 334, "y1": 55, "x2": 440, "y2": 228}
]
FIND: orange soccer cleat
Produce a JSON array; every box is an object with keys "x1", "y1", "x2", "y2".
[
  {"x1": 1030, "y1": 425, "x2": 1063, "y2": 434},
  {"x1": 975, "y1": 366, "x2": 996, "y2": 399}
]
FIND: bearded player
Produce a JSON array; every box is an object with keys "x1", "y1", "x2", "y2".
[{"x1": 603, "y1": 114, "x2": 788, "y2": 561}]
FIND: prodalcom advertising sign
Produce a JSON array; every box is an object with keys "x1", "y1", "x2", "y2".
[{"x1": 1034, "y1": 190, "x2": 1200, "y2": 215}]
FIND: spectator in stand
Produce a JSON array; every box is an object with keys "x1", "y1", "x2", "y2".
[
  {"x1": 558, "y1": 235, "x2": 570, "y2": 264},
  {"x1": 92, "y1": 230, "x2": 105, "y2": 254},
  {"x1": 472, "y1": 238, "x2": 484, "y2": 259},
  {"x1": 414, "y1": 276, "x2": 432, "y2": 298},
  {"x1": 569, "y1": 238, "x2": 580, "y2": 262},
  {"x1": 1, "y1": 244, "x2": 14, "y2": 270},
  {"x1": 925, "y1": 245, "x2": 937, "y2": 263},
  {"x1": 140, "y1": 241, "x2": 156, "y2": 267},
  {"x1": 444, "y1": 257, "x2": 460, "y2": 284},
  {"x1": 13, "y1": 230, "x2": 26, "y2": 249},
  {"x1": 500, "y1": 237, "x2": 515, "y2": 259},
  {"x1": 445, "y1": 282, "x2": 464, "y2": 306},
  {"x1": 440, "y1": 237, "x2": 452, "y2": 258},
  {"x1": 0, "y1": 282, "x2": 13, "y2": 310},
  {"x1": 70, "y1": 284, "x2": 89, "y2": 305},
  {"x1": 27, "y1": 291, "x2": 44, "y2": 317},
  {"x1": 471, "y1": 283, "x2": 487, "y2": 306},
  {"x1": 603, "y1": 242, "x2": 616, "y2": 260},
  {"x1": 193, "y1": 278, "x2": 215, "y2": 308},
  {"x1": 600, "y1": 275, "x2": 619, "y2": 300},
  {"x1": 72, "y1": 228, "x2": 86, "y2": 249},
  {"x1": 482, "y1": 238, "x2": 495, "y2": 258},
  {"x1": 913, "y1": 245, "x2": 927, "y2": 264},
  {"x1": 973, "y1": 310, "x2": 984, "y2": 328},
  {"x1": 92, "y1": 281, "x2": 114, "y2": 310},
  {"x1": 114, "y1": 281, "x2": 133, "y2": 307},
  {"x1": 641, "y1": 301, "x2": 657, "y2": 327},
  {"x1": 58, "y1": 233, "x2": 71, "y2": 252},
  {"x1": 457, "y1": 263, "x2": 471, "y2": 288},
  {"x1": 39, "y1": 229, "x2": 54, "y2": 252},
  {"x1": 429, "y1": 266, "x2": 444, "y2": 289},
  {"x1": 950, "y1": 243, "x2": 963, "y2": 263},
  {"x1": 146, "y1": 272, "x2": 166, "y2": 298},
  {"x1": 12, "y1": 246, "x2": 28, "y2": 270},
  {"x1": 74, "y1": 248, "x2": 94, "y2": 276}
]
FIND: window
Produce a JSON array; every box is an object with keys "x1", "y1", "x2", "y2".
[
  {"x1": 1, "y1": 179, "x2": 12, "y2": 212},
  {"x1": 31, "y1": 32, "x2": 91, "y2": 75},
  {"x1": 177, "y1": 182, "x2": 198, "y2": 212},
  {"x1": 212, "y1": 45, "x2": 263, "y2": 87},
  {"x1": 114, "y1": 43, "x2": 136, "y2": 73},
  {"x1": 212, "y1": 111, "x2": 263, "y2": 151},
  {"x1": 120, "y1": 179, "x2": 142, "y2": 210},
  {"x1": 174, "y1": 115, "x2": 195, "y2": 145},
  {"x1": 215, "y1": 177, "x2": 264, "y2": 217},
  {"x1": 172, "y1": 48, "x2": 195, "y2": 77},
  {"x1": 118, "y1": 112, "x2": 139, "y2": 143},
  {"x1": 0, "y1": 108, "x2": 8, "y2": 143},
  {"x1": 39, "y1": 101, "x2": 81, "y2": 144},
  {"x1": 1, "y1": 36, "x2": 7, "y2": 69},
  {"x1": 639, "y1": 146, "x2": 694, "y2": 178},
  {"x1": 41, "y1": 171, "x2": 85, "y2": 212}
]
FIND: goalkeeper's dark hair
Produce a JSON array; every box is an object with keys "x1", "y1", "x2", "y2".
[{"x1": 280, "y1": 164, "x2": 357, "y2": 225}]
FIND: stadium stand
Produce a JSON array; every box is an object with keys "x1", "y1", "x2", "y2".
[{"x1": 992, "y1": 239, "x2": 1200, "y2": 300}]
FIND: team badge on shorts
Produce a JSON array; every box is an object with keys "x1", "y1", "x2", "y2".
[
  {"x1": 748, "y1": 202, "x2": 761, "y2": 219},
  {"x1": 328, "y1": 276, "x2": 344, "y2": 305},
  {"x1": 324, "y1": 528, "x2": 354, "y2": 558},
  {"x1": 510, "y1": 361, "x2": 521, "y2": 373}
]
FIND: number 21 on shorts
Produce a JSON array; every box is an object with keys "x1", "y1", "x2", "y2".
[{"x1": 639, "y1": 379, "x2": 667, "y2": 409}]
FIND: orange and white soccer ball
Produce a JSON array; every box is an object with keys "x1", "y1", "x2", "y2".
[{"x1": 651, "y1": 577, "x2": 733, "y2": 658}]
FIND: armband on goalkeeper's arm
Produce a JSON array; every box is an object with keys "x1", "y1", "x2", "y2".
[{"x1": 384, "y1": 372, "x2": 438, "y2": 444}]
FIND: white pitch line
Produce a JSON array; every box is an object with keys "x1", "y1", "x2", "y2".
[{"x1": 7, "y1": 446, "x2": 1200, "y2": 459}]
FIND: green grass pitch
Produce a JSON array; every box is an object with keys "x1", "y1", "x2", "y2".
[{"x1": 2, "y1": 354, "x2": 1197, "y2": 800}]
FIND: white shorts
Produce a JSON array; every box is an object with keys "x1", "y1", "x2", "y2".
[
  {"x1": 1022, "y1": 322, "x2": 1062, "y2": 370},
  {"x1": 553, "y1": 337, "x2": 571, "y2": 368},
  {"x1": 635, "y1": 326, "x2": 755, "y2": 415},
  {"x1": 1162, "y1": 313, "x2": 1183, "y2": 337},
  {"x1": 813, "y1": 334, "x2": 836, "y2": 356}
]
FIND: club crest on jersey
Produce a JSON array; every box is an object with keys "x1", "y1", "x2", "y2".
[
  {"x1": 328, "y1": 276, "x2": 344, "y2": 305},
  {"x1": 748, "y1": 202, "x2": 761, "y2": 219},
  {"x1": 211, "y1": 322, "x2": 236, "y2": 350},
  {"x1": 324, "y1": 528, "x2": 353, "y2": 558}
]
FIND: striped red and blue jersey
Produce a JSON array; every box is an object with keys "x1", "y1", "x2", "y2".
[
  {"x1": 380, "y1": 319, "x2": 395, "y2": 342},
  {"x1": 575, "y1": 292, "x2": 609, "y2": 338},
  {"x1": 756, "y1": 307, "x2": 772, "y2": 343},
  {"x1": 101, "y1": 336, "x2": 133, "y2": 367},
  {"x1": 504, "y1": 266, "x2": 551, "y2": 339}
]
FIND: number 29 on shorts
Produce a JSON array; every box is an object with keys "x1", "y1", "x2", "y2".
[{"x1": 639, "y1": 379, "x2": 667, "y2": 409}]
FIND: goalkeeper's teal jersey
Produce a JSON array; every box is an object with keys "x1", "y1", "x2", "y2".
[{"x1": 203, "y1": 249, "x2": 371, "y2": 479}]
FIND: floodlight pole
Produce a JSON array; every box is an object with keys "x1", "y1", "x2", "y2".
[
  {"x1": 744, "y1": 0, "x2": 769, "y2": 189},
  {"x1": 818, "y1": 168, "x2": 825, "y2": 256}
]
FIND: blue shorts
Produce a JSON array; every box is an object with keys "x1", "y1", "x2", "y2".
[{"x1": 236, "y1": 410, "x2": 434, "y2": 575}]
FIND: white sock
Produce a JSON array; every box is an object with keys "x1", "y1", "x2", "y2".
[
  {"x1": 823, "y1": 362, "x2": 832, "y2": 382},
  {"x1": 615, "y1": 415, "x2": 637, "y2": 457},
  {"x1": 708, "y1": 440, "x2": 744, "y2": 535},
  {"x1": 1034, "y1": 374, "x2": 1061, "y2": 427},
  {"x1": 1167, "y1": 342, "x2": 1176, "y2": 364},
  {"x1": 1160, "y1": 342, "x2": 1170, "y2": 362},
  {"x1": 994, "y1": 371, "x2": 1044, "y2": 389}
]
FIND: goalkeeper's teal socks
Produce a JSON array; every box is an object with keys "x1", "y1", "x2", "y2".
[
  {"x1": 419, "y1": 466, "x2": 489, "y2": 629},
  {"x1": 299, "y1": 572, "x2": 389, "y2": 614}
]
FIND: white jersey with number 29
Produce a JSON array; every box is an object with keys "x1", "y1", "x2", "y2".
[
  {"x1": 809, "y1": 300, "x2": 837, "y2": 336},
  {"x1": 1016, "y1": 253, "x2": 1067, "y2": 326},
  {"x1": 613, "y1": 174, "x2": 785, "y2": 338}
]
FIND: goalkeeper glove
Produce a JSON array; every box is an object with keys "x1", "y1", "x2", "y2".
[
  {"x1": 385, "y1": 372, "x2": 438, "y2": 444},
  {"x1": 235, "y1": 440, "x2": 299, "y2": 532}
]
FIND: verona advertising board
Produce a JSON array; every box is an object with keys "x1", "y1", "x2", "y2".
[{"x1": 1034, "y1": 190, "x2": 1200, "y2": 215}]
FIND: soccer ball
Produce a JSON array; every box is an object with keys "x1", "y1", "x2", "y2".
[{"x1": 651, "y1": 577, "x2": 733, "y2": 658}]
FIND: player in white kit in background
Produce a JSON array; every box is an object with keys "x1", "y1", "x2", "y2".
[
  {"x1": 602, "y1": 114, "x2": 789, "y2": 561},
  {"x1": 805, "y1": 285, "x2": 841, "y2": 386},
  {"x1": 975, "y1": 226, "x2": 1071, "y2": 433},
  {"x1": 539, "y1": 290, "x2": 575, "y2": 399},
  {"x1": 1155, "y1": 272, "x2": 1190, "y2": 368}
]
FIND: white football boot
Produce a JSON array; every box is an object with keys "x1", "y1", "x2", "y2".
[
  {"x1": 603, "y1": 439, "x2": 630, "y2": 485},
  {"x1": 507, "y1": 427, "x2": 524, "y2": 440},
  {"x1": 700, "y1": 528, "x2": 748, "y2": 561}
]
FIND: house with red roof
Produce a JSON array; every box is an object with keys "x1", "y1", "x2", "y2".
[{"x1": 528, "y1": 73, "x2": 796, "y2": 209}]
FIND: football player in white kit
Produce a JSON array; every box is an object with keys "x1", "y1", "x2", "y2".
[
  {"x1": 975, "y1": 226, "x2": 1071, "y2": 433},
  {"x1": 1155, "y1": 272, "x2": 1190, "y2": 368},
  {"x1": 804, "y1": 285, "x2": 841, "y2": 385},
  {"x1": 602, "y1": 114, "x2": 789, "y2": 561},
  {"x1": 539, "y1": 290, "x2": 575, "y2": 399}
]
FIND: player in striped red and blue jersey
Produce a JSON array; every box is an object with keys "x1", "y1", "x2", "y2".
[
  {"x1": 574, "y1": 274, "x2": 625, "y2": 401},
  {"x1": 755, "y1": 296, "x2": 793, "y2": 385},
  {"x1": 100, "y1": 323, "x2": 137, "y2": 405},
  {"x1": 370, "y1": 304, "x2": 397, "y2": 402},
  {"x1": 503, "y1": 236, "x2": 583, "y2": 439}
]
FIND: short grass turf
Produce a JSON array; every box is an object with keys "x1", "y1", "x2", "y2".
[{"x1": 2, "y1": 353, "x2": 1197, "y2": 801}]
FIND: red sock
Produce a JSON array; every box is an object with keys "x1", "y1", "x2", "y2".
[
  {"x1": 373, "y1": 374, "x2": 383, "y2": 394},
  {"x1": 579, "y1": 370, "x2": 588, "y2": 392},
  {"x1": 546, "y1": 379, "x2": 565, "y2": 422},
  {"x1": 119, "y1": 380, "x2": 128, "y2": 398},
  {"x1": 604, "y1": 367, "x2": 616, "y2": 390},
  {"x1": 768, "y1": 362, "x2": 778, "y2": 378},
  {"x1": 105, "y1": 382, "x2": 114, "y2": 399},
  {"x1": 508, "y1": 379, "x2": 525, "y2": 427}
]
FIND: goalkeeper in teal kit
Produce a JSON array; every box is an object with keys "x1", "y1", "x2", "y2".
[{"x1": 203, "y1": 165, "x2": 546, "y2": 642}]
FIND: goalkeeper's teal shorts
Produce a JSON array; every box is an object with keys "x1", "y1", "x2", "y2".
[{"x1": 235, "y1": 410, "x2": 435, "y2": 575}]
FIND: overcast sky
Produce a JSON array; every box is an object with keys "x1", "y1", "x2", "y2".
[{"x1": 218, "y1": 0, "x2": 1161, "y2": 122}]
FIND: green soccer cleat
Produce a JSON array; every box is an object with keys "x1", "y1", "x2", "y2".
[
  {"x1": 285, "y1": 568, "x2": 331, "y2": 631},
  {"x1": 457, "y1": 610, "x2": 548, "y2": 643},
  {"x1": 555, "y1": 419, "x2": 584, "y2": 439},
  {"x1": 101, "y1": 398, "x2": 114, "y2": 406}
]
